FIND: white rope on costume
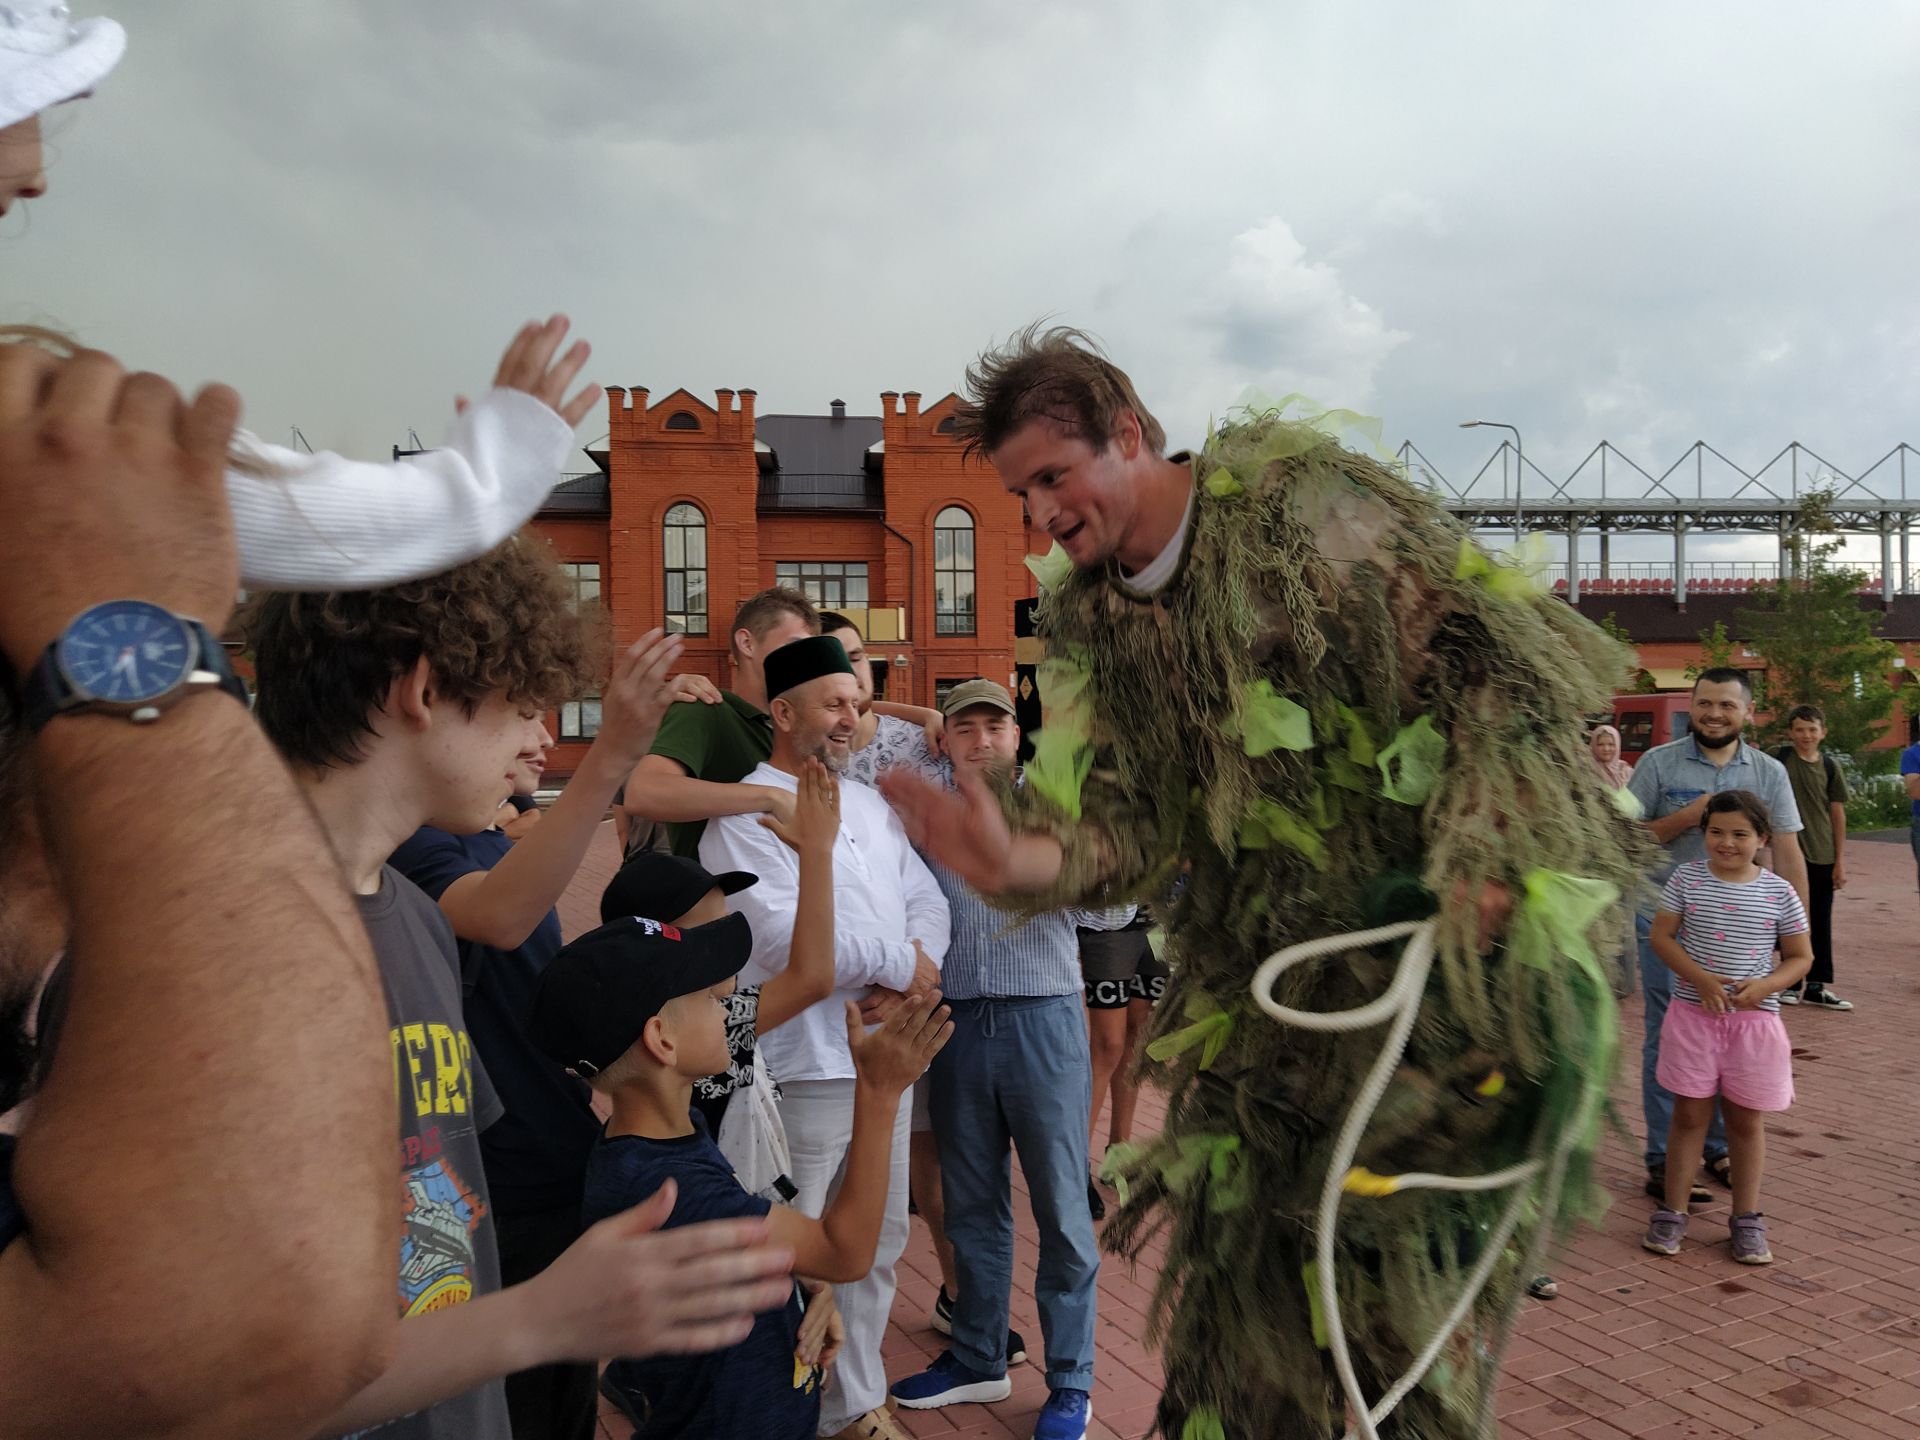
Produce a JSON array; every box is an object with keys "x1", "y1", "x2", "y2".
[{"x1": 1251, "y1": 921, "x2": 1559, "y2": 1440}]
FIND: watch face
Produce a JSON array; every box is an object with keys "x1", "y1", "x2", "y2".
[{"x1": 56, "y1": 601, "x2": 197, "y2": 705}]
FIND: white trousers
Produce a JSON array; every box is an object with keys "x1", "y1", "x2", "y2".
[{"x1": 779, "y1": 1077, "x2": 913, "y2": 1434}]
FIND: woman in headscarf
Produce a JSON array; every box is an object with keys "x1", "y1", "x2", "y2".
[{"x1": 1590, "y1": 723, "x2": 1633, "y2": 788}]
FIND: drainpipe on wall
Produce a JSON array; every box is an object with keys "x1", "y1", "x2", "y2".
[{"x1": 882, "y1": 519, "x2": 917, "y2": 693}]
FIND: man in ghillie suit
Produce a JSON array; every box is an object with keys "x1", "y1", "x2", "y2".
[{"x1": 880, "y1": 327, "x2": 1654, "y2": 1440}]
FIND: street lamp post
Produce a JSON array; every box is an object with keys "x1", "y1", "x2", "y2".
[{"x1": 1459, "y1": 419, "x2": 1524, "y2": 539}]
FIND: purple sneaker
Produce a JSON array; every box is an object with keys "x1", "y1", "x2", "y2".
[
  {"x1": 1642, "y1": 1207, "x2": 1687, "y2": 1256},
  {"x1": 1730, "y1": 1212, "x2": 1774, "y2": 1265}
]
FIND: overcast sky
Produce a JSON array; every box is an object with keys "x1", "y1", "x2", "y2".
[{"x1": 13, "y1": 1, "x2": 1919, "y2": 566}]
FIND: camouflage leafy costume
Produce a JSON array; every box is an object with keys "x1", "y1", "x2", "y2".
[{"x1": 1005, "y1": 405, "x2": 1655, "y2": 1439}]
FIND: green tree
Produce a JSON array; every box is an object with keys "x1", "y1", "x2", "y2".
[
  {"x1": 1686, "y1": 621, "x2": 1736, "y2": 685},
  {"x1": 1738, "y1": 492, "x2": 1899, "y2": 755}
]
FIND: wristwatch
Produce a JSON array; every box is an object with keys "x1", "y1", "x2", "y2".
[{"x1": 15, "y1": 600, "x2": 250, "y2": 731}]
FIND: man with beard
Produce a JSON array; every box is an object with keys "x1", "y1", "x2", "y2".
[
  {"x1": 0, "y1": 344, "x2": 397, "y2": 1437},
  {"x1": 1627, "y1": 669, "x2": 1805, "y2": 1205},
  {"x1": 701, "y1": 635, "x2": 948, "y2": 1440}
]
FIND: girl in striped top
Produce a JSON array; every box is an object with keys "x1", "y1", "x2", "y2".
[{"x1": 1646, "y1": 790, "x2": 1811, "y2": 1265}]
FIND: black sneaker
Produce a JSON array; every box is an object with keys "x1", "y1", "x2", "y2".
[
  {"x1": 1802, "y1": 986, "x2": 1854, "y2": 1010},
  {"x1": 928, "y1": 1287, "x2": 1027, "y2": 1365},
  {"x1": 930, "y1": 1285, "x2": 954, "y2": 1336},
  {"x1": 1087, "y1": 1172, "x2": 1106, "y2": 1221}
]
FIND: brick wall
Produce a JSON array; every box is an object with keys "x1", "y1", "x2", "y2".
[{"x1": 527, "y1": 383, "x2": 1039, "y2": 776}]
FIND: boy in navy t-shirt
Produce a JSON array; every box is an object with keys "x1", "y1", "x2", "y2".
[{"x1": 530, "y1": 909, "x2": 951, "y2": 1440}]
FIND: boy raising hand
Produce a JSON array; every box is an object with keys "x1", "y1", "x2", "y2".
[{"x1": 531, "y1": 909, "x2": 951, "y2": 1440}]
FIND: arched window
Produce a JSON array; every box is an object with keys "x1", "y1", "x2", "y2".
[
  {"x1": 934, "y1": 506, "x2": 975, "y2": 636},
  {"x1": 664, "y1": 504, "x2": 708, "y2": 634},
  {"x1": 664, "y1": 411, "x2": 701, "y2": 431}
]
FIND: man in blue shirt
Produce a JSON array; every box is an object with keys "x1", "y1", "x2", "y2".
[
  {"x1": 889, "y1": 680, "x2": 1099, "y2": 1440},
  {"x1": 1627, "y1": 669, "x2": 1807, "y2": 1204}
]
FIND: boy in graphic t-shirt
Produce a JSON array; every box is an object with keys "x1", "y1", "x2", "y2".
[
  {"x1": 533, "y1": 908, "x2": 951, "y2": 1440},
  {"x1": 246, "y1": 540, "x2": 795, "y2": 1439}
]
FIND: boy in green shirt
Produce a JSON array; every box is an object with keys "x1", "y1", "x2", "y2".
[{"x1": 1775, "y1": 704, "x2": 1852, "y2": 1010}]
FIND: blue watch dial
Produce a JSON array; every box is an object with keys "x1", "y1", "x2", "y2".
[{"x1": 55, "y1": 600, "x2": 198, "y2": 704}]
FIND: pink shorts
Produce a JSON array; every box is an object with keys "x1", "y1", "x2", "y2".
[{"x1": 1656, "y1": 1002, "x2": 1794, "y2": 1111}]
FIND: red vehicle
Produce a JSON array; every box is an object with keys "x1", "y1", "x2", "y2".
[{"x1": 1611, "y1": 691, "x2": 1691, "y2": 768}]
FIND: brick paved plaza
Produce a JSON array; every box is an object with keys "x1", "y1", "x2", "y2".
[{"x1": 562, "y1": 824, "x2": 1920, "y2": 1440}]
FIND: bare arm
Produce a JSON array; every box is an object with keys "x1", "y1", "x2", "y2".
[
  {"x1": 881, "y1": 762, "x2": 1069, "y2": 896},
  {"x1": 1905, "y1": 773, "x2": 1920, "y2": 802},
  {"x1": 0, "y1": 350, "x2": 396, "y2": 1438},
  {"x1": 314, "y1": 1184, "x2": 796, "y2": 1435},
  {"x1": 871, "y1": 700, "x2": 940, "y2": 730},
  {"x1": 1730, "y1": 930, "x2": 1813, "y2": 1009},
  {"x1": 1643, "y1": 795, "x2": 1708, "y2": 846},
  {"x1": 624, "y1": 753, "x2": 787, "y2": 826},
  {"x1": 1768, "y1": 830, "x2": 1810, "y2": 909},
  {"x1": 765, "y1": 998, "x2": 950, "y2": 1282},
  {"x1": 435, "y1": 637, "x2": 713, "y2": 949}
]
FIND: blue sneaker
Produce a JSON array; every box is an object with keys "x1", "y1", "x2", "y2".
[
  {"x1": 890, "y1": 1350, "x2": 1013, "y2": 1410},
  {"x1": 1033, "y1": 1388, "x2": 1093, "y2": 1440}
]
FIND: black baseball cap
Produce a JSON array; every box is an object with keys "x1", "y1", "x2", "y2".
[
  {"x1": 600, "y1": 852, "x2": 758, "y2": 926},
  {"x1": 529, "y1": 911, "x2": 753, "y2": 1078}
]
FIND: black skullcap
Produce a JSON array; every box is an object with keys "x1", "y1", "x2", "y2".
[{"x1": 763, "y1": 634, "x2": 856, "y2": 702}]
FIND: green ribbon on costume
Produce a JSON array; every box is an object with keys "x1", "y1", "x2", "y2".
[
  {"x1": 1377, "y1": 714, "x2": 1445, "y2": 805},
  {"x1": 1024, "y1": 542, "x2": 1074, "y2": 593},
  {"x1": 1100, "y1": 1141, "x2": 1144, "y2": 1205},
  {"x1": 1225, "y1": 678, "x2": 1313, "y2": 757},
  {"x1": 1144, "y1": 992, "x2": 1234, "y2": 1071},
  {"x1": 1204, "y1": 467, "x2": 1243, "y2": 498},
  {"x1": 1238, "y1": 796, "x2": 1329, "y2": 867},
  {"x1": 1161, "y1": 1133, "x2": 1252, "y2": 1213},
  {"x1": 1454, "y1": 534, "x2": 1553, "y2": 602},
  {"x1": 1301, "y1": 1261, "x2": 1330, "y2": 1348},
  {"x1": 1610, "y1": 785, "x2": 1645, "y2": 820},
  {"x1": 1508, "y1": 868, "x2": 1622, "y2": 1135},
  {"x1": 1181, "y1": 1409, "x2": 1228, "y2": 1440},
  {"x1": 1337, "y1": 701, "x2": 1378, "y2": 764},
  {"x1": 1025, "y1": 727, "x2": 1093, "y2": 820},
  {"x1": 1024, "y1": 647, "x2": 1094, "y2": 818}
]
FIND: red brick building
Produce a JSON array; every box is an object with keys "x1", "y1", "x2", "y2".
[{"x1": 528, "y1": 386, "x2": 1044, "y2": 777}]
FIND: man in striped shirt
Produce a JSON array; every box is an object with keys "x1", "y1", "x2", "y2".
[{"x1": 889, "y1": 680, "x2": 1100, "y2": 1440}]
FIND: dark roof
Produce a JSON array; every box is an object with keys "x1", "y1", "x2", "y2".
[
  {"x1": 1571, "y1": 591, "x2": 1920, "y2": 644},
  {"x1": 755, "y1": 413, "x2": 882, "y2": 475},
  {"x1": 539, "y1": 472, "x2": 609, "y2": 516}
]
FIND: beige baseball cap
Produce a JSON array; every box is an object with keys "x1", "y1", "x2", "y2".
[{"x1": 940, "y1": 678, "x2": 1016, "y2": 718}]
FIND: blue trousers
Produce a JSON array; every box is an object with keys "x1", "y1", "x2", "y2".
[
  {"x1": 928, "y1": 994, "x2": 1098, "y2": 1392},
  {"x1": 1638, "y1": 912, "x2": 1727, "y2": 1169}
]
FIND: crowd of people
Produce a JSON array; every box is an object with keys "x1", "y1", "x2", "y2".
[{"x1": 0, "y1": 10, "x2": 1874, "y2": 1440}]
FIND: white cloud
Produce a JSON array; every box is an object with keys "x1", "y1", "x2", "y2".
[{"x1": 1193, "y1": 217, "x2": 1409, "y2": 416}]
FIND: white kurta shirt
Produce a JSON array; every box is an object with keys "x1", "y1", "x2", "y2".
[{"x1": 700, "y1": 761, "x2": 952, "y2": 1084}]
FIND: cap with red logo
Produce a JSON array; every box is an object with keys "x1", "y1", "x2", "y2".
[{"x1": 528, "y1": 910, "x2": 753, "y2": 1077}]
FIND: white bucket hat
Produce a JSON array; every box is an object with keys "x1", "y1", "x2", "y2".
[{"x1": 0, "y1": 2, "x2": 124, "y2": 131}]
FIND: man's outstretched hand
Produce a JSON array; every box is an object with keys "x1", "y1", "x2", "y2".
[{"x1": 877, "y1": 764, "x2": 1065, "y2": 895}]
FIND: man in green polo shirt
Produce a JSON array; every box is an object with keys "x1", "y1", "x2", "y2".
[{"x1": 624, "y1": 588, "x2": 819, "y2": 857}]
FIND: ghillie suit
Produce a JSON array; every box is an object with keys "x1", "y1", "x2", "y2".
[{"x1": 1005, "y1": 405, "x2": 1657, "y2": 1439}]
